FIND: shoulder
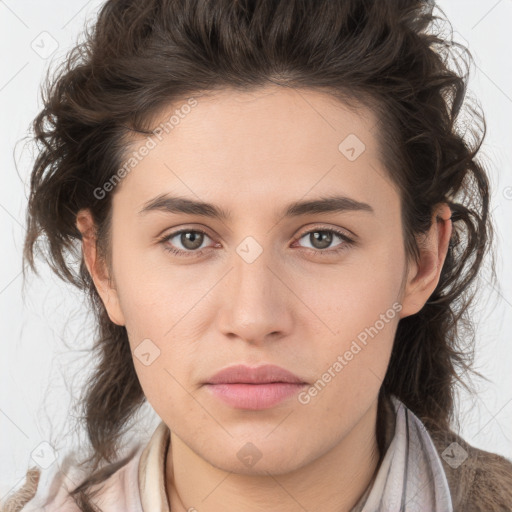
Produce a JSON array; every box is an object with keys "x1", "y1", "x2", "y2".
[
  {"x1": 430, "y1": 428, "x2": 512, "y2": 511},
  {"x1": 1, "y1": 468, "x2": 41, "y2": 512},
  {"x1": 1, "y1": 447, "x2": 144, "y2": 512},
  {"x1": 1, "y1": 463, "x2": 80, "y2": 512}
]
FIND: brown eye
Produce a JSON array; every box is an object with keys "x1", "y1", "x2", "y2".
[
  {"x1": 179, "y1": 231, "x2": 205, "y2": 250},
  {"x1": 160, "y1": 229, "x2": 213, "y2": 257},
  {"x1": 296, "y1": 229, "x2": 351, "y2": 252},
  {"x1": 308, "y1": 231, "x2": 334, "y2": 250}
]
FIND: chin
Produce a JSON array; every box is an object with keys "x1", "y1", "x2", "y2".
[{"x1": 203, "y1": 438, "x2": 312, "y2": 476}]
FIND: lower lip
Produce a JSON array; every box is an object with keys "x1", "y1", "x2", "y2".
[{"x1": 204, "y1": 383, "x2": 306, "y2": 410}]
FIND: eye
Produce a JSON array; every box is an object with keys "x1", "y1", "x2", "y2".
[
  {"x1": 293, "y1": 227, "x2": 354, "y2": 255},
  {"x1": 158, "y1": 226, "x2": 355, "y2": 258},
  {"x1": 159, "y1": 229, "x2": 214, "y2": 257}
]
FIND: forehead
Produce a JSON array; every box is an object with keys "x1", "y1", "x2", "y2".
[{"x1": 112, "y1": 86, "x2": 397, "y2": 219}]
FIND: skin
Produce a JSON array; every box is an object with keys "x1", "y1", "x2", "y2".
[{"x1": 77, "y1": 86, "x2": 452, "y2": 512}]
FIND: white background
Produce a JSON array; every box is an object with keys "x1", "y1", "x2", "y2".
[{"x1": 1, "y1": 0, "x2": 511, "y2": 503}]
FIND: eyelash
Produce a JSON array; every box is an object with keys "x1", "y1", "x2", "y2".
[{"x1": 158, "y1": 227, "x2": 355, "y2": 258}]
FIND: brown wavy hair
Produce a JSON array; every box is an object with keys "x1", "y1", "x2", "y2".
[{"x1": 21, "y1": 0, "x2": 494, "y2": 510}]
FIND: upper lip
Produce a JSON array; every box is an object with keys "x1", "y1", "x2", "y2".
[{"x1": 205, "y1": 364, "x2": 307, "y2": 385}]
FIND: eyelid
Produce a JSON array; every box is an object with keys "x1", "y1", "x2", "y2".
[
  {"x1": 295, "y1": 223, "x2": 356, "y2": 241},
  {"x1": 158, "y1": 227, "x2": 214, "y2": 247}
]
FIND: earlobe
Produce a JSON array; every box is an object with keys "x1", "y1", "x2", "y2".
[
  {"x1": 399, "y1": 204, "x2": 452, "y2": 318},
  {"x1": 76, "y1": 209, "x2": 126, "y2": 326}
]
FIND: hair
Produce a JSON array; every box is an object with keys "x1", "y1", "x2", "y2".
[{"x1": 22, "y1": 0, "x2": 495, "y2": 510}]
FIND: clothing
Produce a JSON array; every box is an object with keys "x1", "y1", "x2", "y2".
[
  {"x1": 351, "y1": 395, "x2": 452, "y2": 511},
  {"x1": 3, "y1": 393, "x2": 512, "y2": 511}
]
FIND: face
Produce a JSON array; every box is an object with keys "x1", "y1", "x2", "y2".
[{"x1": 82, "y1": 86, "x2": 441, "y2": 475}]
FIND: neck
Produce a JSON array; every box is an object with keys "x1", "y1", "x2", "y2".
[{"x1": 165, "y1": 400, "x2": 381, "y2": 512}]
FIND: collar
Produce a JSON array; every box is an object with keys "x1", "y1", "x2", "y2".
[
  {"x1": 138, "y1": 420, "x2": 171, "y2": 512},
  {"x1": 352, "y1": 394, "x2": 453, "y2": 511},
  {"x1": 137, "y1": 393, "x2": 452, "y2": 512}
]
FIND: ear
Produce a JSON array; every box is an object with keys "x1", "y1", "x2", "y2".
[
  {"x1": 76, "y1": 209, "x2": 126, "y2": 326},
  {"x1": 399, "y1": 203, "x2": 452, "y2": 318}
]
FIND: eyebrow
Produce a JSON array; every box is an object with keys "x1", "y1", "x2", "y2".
[{"x1": 138, "y1": 194, "x2": 374, "y2": 220}]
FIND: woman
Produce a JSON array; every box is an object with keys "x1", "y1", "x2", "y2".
[{"x1": 4, "y1": 0, "x2": 512, "y2": 511}]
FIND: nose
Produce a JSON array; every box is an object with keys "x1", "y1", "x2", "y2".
[{"x1": 216, "y1": 242, "x2": 294, "y2": 346}]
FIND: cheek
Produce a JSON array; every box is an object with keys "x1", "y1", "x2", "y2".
[
  {"x1": 130, "y1": 344, "x2": 190, "y2": 413},
  {"x1": 111, "y1": 239, "x2": 210, "y2": 339},
  {"x1": 296, "y1": 247, "x2": 404, "y2": 390},
  {"x1": 301, "y1": 244, "x2": 405, "y2": 332},
  {"x1": 295, "y1": 280, "x2": 400, "y2": 427}
]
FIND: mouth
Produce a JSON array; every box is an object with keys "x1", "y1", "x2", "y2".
[
  {"x1": 203, "y1": 364, "x2": 308, "y2": 410},
  {"x1": 204, "y1": 382, "x2": 307, "y2": 410}
]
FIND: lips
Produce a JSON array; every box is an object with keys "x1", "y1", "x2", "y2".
[
  {"x1": 203, "y1": 364, "x2": 307, "y2": 410},
  {"x1": 205, "y1": 364, "x2": 307, "y2": 385}
]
